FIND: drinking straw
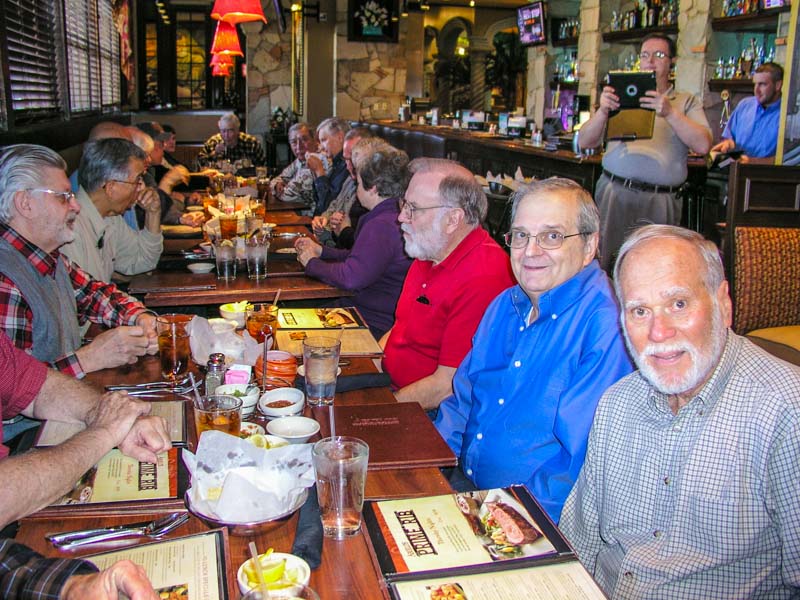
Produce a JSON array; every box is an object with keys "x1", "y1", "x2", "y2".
[
  {"x1": 248, "y1": 541, "x2": 271, "y2": 597},
  {"x1": 273, "y1": 288, "x2": 282, "y2": 306},
  {"x1": 188, "y1": 372, "x2": 202, "y2": 407},
  {"x1": 335, "y1": 324, "x2": 344, "y2": 342}
]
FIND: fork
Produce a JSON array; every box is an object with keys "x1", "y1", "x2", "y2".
[
  {"x1": 126, "y1": 380, "x2": 201, "y2": 396},
  {"x1": 49, "y1": 512, "x2": 189, "y2": 549},
  {"x1": 106, "y1": 375, "x2": 191, "y2": 392}
]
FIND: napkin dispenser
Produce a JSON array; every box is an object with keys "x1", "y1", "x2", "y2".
[
  {"x1": 507, "y1": 116, "x2": 528, "y2": 137},
  {"x1": 461, "y1": 110, "x2": 486, "y2": 131}
]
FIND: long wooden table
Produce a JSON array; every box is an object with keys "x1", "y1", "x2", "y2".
[
  {"x1": 16, "y1": 355, "x2": 452, "y2": 599},
  {"x1": 130, "y1": 221, "x2": 352, "y2": 307}
]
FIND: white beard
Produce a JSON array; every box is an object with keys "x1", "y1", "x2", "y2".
[{"x1": 401, "y1": 213, "x2": 448, "y2": 261}]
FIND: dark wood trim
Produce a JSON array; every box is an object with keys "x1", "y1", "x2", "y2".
[
  {"x1": 711, "y1": 6, "x2": 790, "y2": 32},
  {"x1": 708, "y1": 79, "x2": 755, "y2": 93},
  {"x1": 602, "y1": 24, "x2": 678, "y2": 44},
  {"x1": 0, "y1": 113, "x2": 130, "y2": 151}
]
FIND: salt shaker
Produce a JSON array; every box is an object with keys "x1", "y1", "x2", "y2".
[{"x1": 205, "y1": 353, "x2": 227, "y2": 396}]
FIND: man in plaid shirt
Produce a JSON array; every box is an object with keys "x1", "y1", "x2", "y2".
[
  {"x1": 196, "y1": 112, "x2": 265, "y2": 169},
  {"x1": 0, "y1": 145, "x2": 158, "y2": 380}
]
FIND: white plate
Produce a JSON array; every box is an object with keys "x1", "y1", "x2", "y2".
[
  {"x1": 296, "y1": 365, "x2": 341, "y2": 378},
  {"x1": 187, "y1": 262, "x2": 214, "y2": 273},
  {"x1": 240, "y1": 422, "x2": 265, "y2": 437}
]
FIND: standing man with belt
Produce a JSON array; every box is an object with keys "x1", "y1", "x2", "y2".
[{"x1": 579, "y1": 33, "x2": 712, "y2": 272}]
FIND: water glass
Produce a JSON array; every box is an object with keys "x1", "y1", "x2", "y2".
[
  {"x1": 245, "y1": 237, "x2": 269, "y2": 281},
  {"x1": 312, "y1": 436, "x2": 369, "y2": 539},
  {"x1": 213, "y1": 240, "x2": 237, "y2": 281},
  {"x1": 242, "y1": 584, "x2": 320, "y2": 600},
  {"x1": 302, "y1": 336, "x2": 341, "y2": 406},
  {"x1": 156, "y1": 314, "x2": 193, "y2": 381}
]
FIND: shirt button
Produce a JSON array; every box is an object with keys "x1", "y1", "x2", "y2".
[
  {"x1": 476, "y1": 433, "x2": 483, "y2": 440},
  {"x1": 466, "y1": 468, "x2": 473, "y2": 476},
  {"x1": 551, "y1": 313, "x2": 557, "y2": 319},
  {"x1": 663, "y1": 476, "x2": 670, "y2": 485},
  {"x1": 422, "y1": 283, "x2": 427, "y2": 288},
  {"x1": 498, "y1": 398, "x2": 505, "y2": 405},
  {"x1": 623, "y1": 571, "x2": 634, "y2": 580},
  {"x1": 519, "y1": 326, "x2": 524, "y2": 332},
  {"x1": 653, "y1": 530, "x2": 662, "y2": 538},
  {"x1": 514, "y1": 360, "x2": 521, "y2": 367}
]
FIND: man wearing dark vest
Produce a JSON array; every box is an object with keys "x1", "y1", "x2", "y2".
[{"x1": 0, "y1": 144, "x2": 158, "y2": 381}]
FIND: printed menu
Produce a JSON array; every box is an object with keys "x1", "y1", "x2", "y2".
[
  {"x1": 37, "y1": 448, "x2": 186, "y2": 516},
  {"x1": 363, "y1": 486, "x2": 607, "y2": 599},
  {"x1": 89, "y1": 529, "x2": 232, "y2": 600}
]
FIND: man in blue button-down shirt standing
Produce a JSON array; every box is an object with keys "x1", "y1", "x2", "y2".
[{"x1": 434, "y1": 178, "x2": 633, "y2": 523}]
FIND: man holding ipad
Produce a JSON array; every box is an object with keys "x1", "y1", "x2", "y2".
[{"x1": 578, "y1": 33, "x2": 712, "y2": 272}]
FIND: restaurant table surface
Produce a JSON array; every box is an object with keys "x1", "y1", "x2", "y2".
[
  {"x1": 131, "y1": 224, "x2": 353, "y2": 306},
  {"x1": 16, "y1": 354, "x2": 452, "y2": 599}
]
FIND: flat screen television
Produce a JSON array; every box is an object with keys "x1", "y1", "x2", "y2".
[{"x1": 517, "y1": 2, "x2": 547, "y2": 47}]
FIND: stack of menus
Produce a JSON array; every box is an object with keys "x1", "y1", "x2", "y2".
[{"x1": 363, "y1": 486, "x2": 607, "y2": 599}]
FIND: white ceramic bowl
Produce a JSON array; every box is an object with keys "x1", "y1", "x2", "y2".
[
  {"x1": 219, "y1": 303, "x2": 247, "y2": 328},
  {"x1": 188, "y1": 262, "x2": 214, "y2": 274},
  {"x1": 216, "y1": 383, "x2": 259, "y2": 418},
  {"x1": 266, "y1": 416, "x2": 320, "y2": 444},
  {"x1": 237, "y1": 552, "x2": 311, "y2": 596},
  {"x1": 259, "y1": 387, "x2": 305, "y2": 419}
]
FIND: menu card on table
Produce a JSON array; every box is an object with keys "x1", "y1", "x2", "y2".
[
  {"x1": 35, "y1": 448, "x2": 188, "y2": 517},
  {"x1": 35, "y1": 400, "x2": 187, "y2": 447},
  {"x1": 363, "y1": 486, "x2": 607, "y2": 599},
  {"x1": 320, "y1": 403, "x2": 457, "y2": 471},
  {"x1": 275, "y1": 307, "x2": 383, "y2": 357},
  {"x1": 88, "y1": 529, "x2": 233, "y2": 600}
]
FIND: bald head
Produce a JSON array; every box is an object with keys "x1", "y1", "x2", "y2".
[{"x1": 88, "y1": 122, "x2": 133, "y2": 142}]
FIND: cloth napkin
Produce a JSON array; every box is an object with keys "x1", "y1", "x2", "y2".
[
  {"x1": 294, "y1": 372, "x2": 392, "y2": 393},
  {"x1": 291, "y1": 486, "x2": 323, "y2": 569}
]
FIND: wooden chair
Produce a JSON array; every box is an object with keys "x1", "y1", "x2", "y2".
[{"x1": 723, "y1": 161, "x2": 800, "y2": 364}]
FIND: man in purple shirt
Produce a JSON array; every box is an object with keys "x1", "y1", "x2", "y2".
[{"x1": 295, "y1": 139, "x2": 411, "y2": 338}]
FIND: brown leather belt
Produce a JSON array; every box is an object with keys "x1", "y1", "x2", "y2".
[{"x1": 602, "y1": 169, "x2": 680, "y2": 194}]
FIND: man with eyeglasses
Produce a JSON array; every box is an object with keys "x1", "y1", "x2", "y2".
[
  {"x1": 61, "y1": 138, "x2": 163, "y2": 284},
  {"x1": 434, "y1": 178, "x2": 632, "y2": 523},
  {"x1": 196, "y1": 112, "x2": 265, "y2": 169},
  {"x1": 0, "y1": 144, "x2": 159, "y2": 382},
  {"x1": 271, "y1": 122, "x2": 319, "y2": 208},
  {"x1": 578, "y1": 33, "x2": 712, "y2": 272},
  {"x1": 381, "y1": 158, "x2": 514, "y2": 412},
  {"x1": 308, "y1": 117, "x2": 351, "y2": 216}
]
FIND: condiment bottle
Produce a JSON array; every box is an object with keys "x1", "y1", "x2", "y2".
[{"x1": 205, "y1": 353, "x2": 227, "y2": 396}]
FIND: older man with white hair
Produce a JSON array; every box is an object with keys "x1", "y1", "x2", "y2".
[
  {"x1": 561, "y1": 224, "x2": 800, "y2": 598},
  {"x1": 197, "y1": 112, "x2": 265, "y2": 168}
]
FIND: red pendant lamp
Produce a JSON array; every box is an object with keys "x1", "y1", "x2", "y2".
[
  {"x1": 211, "y1": 0, "x2": 267, "y2": 24},
  {"x1": 210, "y1": 20, "x2": 244, "y2": 57},
  {"x1": 210, "y1": 53, "x2": 234, "y2": 68},
  {"x1": 212, "y1": 64, "x2": 233, "y2": 77}
]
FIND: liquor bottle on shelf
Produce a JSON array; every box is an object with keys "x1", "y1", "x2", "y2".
[{"x1": 715, "y1": 57, "x2": 725, "y2": 79}]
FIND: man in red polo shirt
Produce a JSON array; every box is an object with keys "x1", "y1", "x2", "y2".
[{"x1": 381, "y1": 159, "x2": 514, "y2": 410}]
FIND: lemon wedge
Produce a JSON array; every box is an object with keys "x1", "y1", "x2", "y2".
[
  {"x1": 248, "y1": 434, "x2": 269, "y2": 449},
  {"x1": 220, "y1": 239, "x2": 235, "y2": 248},
  {"x1": 244, "y1": 555, "x2": 285, "y2": 585}
]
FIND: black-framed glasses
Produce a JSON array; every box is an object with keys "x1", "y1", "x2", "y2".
[
  {"x1": 504, "y1": 229, "x2": 589, "y2": 250},
  {"x1": 25, "y1": 188, "x2": 76, "y2": 205},
  {"x1": 398, "y1": 198, "x2": 452, "y2": 219},
  {"x1": 639, "y1": 50, "x2": 668, "y2": 61}
]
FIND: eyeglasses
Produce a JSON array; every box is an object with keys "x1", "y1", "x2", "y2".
[
  {"x1": 639, "y1": 50, "x2": 669, "y2": 61},
  {"x1": 398, "y1": 198, "x2": 452, "y2": 219},
  {"x1": 107, "y1": 174, "x2": 145, "y2": 187},
  {"x1": 504, "y1": 229, "x2": 589, "y2": 250},
  {"x1": 25, "y1": 188, "x2": 76, "y2": 205}
]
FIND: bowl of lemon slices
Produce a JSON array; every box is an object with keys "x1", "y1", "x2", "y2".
[{"x1": 237, "y1": 550, "x2": 311, "y2": 595}]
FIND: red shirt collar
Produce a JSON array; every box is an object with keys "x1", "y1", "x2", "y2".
[{"x1": 0, "y1": 222, "x2": 60, "y2": 277}]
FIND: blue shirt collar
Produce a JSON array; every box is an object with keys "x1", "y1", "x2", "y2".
[{"x1": 509, "y1": 260, "x2": 608, "y2": 323}]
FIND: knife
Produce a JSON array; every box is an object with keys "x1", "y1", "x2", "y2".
[{"x1": 46, "y1": 512, "x2": 187, "y2": 548}]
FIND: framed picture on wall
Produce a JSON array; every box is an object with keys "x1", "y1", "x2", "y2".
[{"x1": 348, "y1": 0, "x2": 399, "y2": 43}]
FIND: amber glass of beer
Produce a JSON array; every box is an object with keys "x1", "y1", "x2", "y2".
[{"x1": 156, "y1": 314, "x2": 193, "y2": 381}]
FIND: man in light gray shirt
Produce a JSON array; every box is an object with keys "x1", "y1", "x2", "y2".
[{"x1": 579, "y1": 33, "x2": 712, "y2": 271}]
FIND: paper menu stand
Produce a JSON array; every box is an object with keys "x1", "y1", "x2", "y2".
[
  {"x1": 274, "y1": 306, "x2": 383, "y2": 357},
  {"x1": 88, "y1": 529, "x2": 234, "y2": 600},
  {"x1": 363, "y1": 486, "x2": 607, "y2": 599}
]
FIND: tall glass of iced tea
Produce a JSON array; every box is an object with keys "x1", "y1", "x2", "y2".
[{"x1": 156, "y1": 314, "x2": 193, "y2": 381}]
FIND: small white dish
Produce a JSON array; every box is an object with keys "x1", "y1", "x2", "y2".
[
  {"x1": 188, "y1": 262, "x2": 214, "y2": 274},
  {"x1": 237, "y1": 552, "x2": 311, "y2": 595},
  {"x1": 219, "y1": 303, "x2": 248, "y2": 328},
  {"x1": 296, "y1": 365, "x2": 341, "y2": 378},
  {"x1": 240, "y1": 422, "x2": 265, "y2": 438},
  {"x1": 216, "y1": 383, "x2": 260, "y2": 417},
  {"x1": 266, "y1": 416, "x2": 320, "y2": 444},
  {"x1": 259, "y1": 387, "x2": 305, "y2": 419}
]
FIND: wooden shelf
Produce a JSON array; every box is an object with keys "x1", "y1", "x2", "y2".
[
  {"x1": 551, "y1": 37, "x2": 579, "y2": 48},
  {"x1": 711, "y1": 6, "x2": 790, "y2": 32},
  {"x1": 549, "y1": 80, "x2": 579, "y2": 91},
  {"x1": 602, "y1": 24, "x2": 678, "y2": 44},
  {"x1": 708, "y1": 78, "x2": 755, "y2": 93}
]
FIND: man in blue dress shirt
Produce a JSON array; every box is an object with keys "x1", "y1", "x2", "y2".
[
  {"x1": 710, "y1": 62, "x2": 783, "y2": 161},
  {"x1": 434, "y1": 178, "x2": 633, "y2": 523}
]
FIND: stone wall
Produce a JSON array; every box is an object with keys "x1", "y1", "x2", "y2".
[{"x1": 243, "y1": 19, "x2": 292, "y2": 139}]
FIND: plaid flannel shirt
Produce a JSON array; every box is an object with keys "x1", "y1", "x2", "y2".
[
  {"x1": 0, "y1": 223, "x2": 146, "y2": 378},
  {"x1": 196, "y1": 132, "x2": 265, "y2": 168}
]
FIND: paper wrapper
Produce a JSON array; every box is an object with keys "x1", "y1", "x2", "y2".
[
  {"x1": 183, "y1": 430, "x2": 315, "y2": 522},
  {"x1": 187, "y1": 316, "x2": 267, "y2": 366}
]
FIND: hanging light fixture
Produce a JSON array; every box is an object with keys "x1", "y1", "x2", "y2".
[
  {"x1": 210, "y1": 20, "x2": 244, "y2": 57},
  {"x1": 212, "y1": 64, "x2": 233, "y2": 77},
  {"x1": 210, "y1": 53, "x2": 235, "y2": 69},
  {"x1": 210, "y1": 0, "x2": 267, "y2": 24}
]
